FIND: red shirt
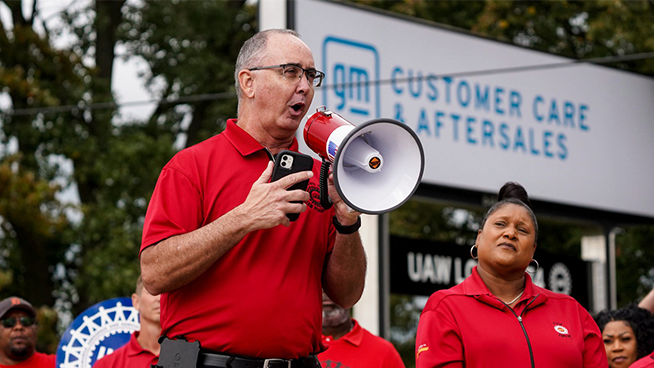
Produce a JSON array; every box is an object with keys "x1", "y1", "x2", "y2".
[
  {"x1": 141, "y1": 119, "x2": 335, "y2": 358},
  {"x1": 415, "y1": 266, "x2": 607, "y2": 368},
  {"x1": 92, "y1": 332, "x2": 158, "y2": 368},
  {"x1": 319, "y1": 320, "x2": 405, "y2": 368},
  {"x1": 0, "y1": 352, "x2": 55, "y2": 368},
  {"x1": 632, "y1": 353, "x2": 654, "y2": 368}
]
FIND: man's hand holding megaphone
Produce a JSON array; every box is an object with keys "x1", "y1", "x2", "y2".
[{"x1": 327, "y1": 171, "x2": 363, "y2": 234}]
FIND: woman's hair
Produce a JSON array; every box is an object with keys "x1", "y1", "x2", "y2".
[
  {"x1": 594, "y1": 304, "x2": 654, "y2": 359},
  {"x1": 480, "y1": 182, "x2": 539, "y2": 242}
]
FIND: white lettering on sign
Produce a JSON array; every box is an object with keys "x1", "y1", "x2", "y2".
[
  {"x1": 528, "y1": 264, "x2": 546, "y2": 288},
  {"x1": 407, "y1": 252, "x2": 476, "y2": 285},
  {"x1": 408, "y1": 253, "x2": 572, "y2": 295},
  {"x1": 454, "y1": 258, "x2": 477, "y2": 284}
]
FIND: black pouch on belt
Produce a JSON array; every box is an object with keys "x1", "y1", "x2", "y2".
[{"x1": 151, "y1": 336, "x2": 201, "y2": 368}]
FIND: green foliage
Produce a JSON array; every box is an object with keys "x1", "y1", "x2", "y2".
[
  {"x1": 535, "y1": 217, "x2": 597, "y2": 258},
  {"x1": 71, "y1": 126, "x2": 178, "y2": 309},
  {"x1": 0, "y1": 0, "x2": 256, "y2": 348},
  {"x1": 390, "y1": 200, "x2": 481, "y2": 246},
  {"x1": 615, "y1": 225, "x2": 654, "y2": 306},
  {"x1": 121, "y1": 0, "x2": 255, "y2": 146},
  {"x1": 356, "y1": 0, "x2": 486, "y2": 31},
  {"x1": 35, "y1": 305, "x2": 59, "y2": 355},
  {"x1": 0, "y1": 154, "x2": 72, "y2": 308},
  {"x1": 356, "y1": 0, "x2": 654, "y2": 76},
  {"x1": 389, "y1": 293, "x2": 423, "y2": 367}
]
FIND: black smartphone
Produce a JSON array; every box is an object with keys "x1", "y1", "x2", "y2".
[{"x1": 271, "y1": 150, "x2": 314, "y2": 221}]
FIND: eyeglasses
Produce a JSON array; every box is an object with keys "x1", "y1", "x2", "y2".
[
  {"x1": 248, "y1": 64, "x2": 325, "y2": 87},
  {"x1": 1, "y1": 316, "x2": 36, "y2": 328}
]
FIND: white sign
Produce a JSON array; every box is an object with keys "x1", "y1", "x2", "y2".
[{"x1": 294, "y1": 0, "x2": 654, "y2": 218}]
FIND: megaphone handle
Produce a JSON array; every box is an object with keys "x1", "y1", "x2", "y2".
[{"x1": 320, "y1": 159, "x2": 333, "y2": 210}]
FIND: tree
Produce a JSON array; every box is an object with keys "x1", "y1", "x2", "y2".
[
  {"x1": 0, "y1": 0, "x2": 82, "y2": 308},
  {"x1": 472, "y1": 0, "x2": 654, "y2": 75},
  {"x1": 119, "y1": 1, "x2": 254, "y2": 147},
  {"x1": 615, "y1": 225, "x2": 654, "y2": 305},
  {"x1": 356, "y1": 0, "x2": 654, "y2": 75},
  {"x1": 57, "y1": 0, "x2": 255, "y2": 312},
  {"x1": 0, "y1": 1, "x2": 256, "y2": 350}
]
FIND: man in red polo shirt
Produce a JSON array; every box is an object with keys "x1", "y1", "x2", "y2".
[
  {"x1": 140, "y1": 29, "x2": 366, "y2": 368},
  {"x1": 0, "y1": 296, "x2": 55, "y2": 368},
  {"x1": 319, "y1": 292, "x2": 405, "y2": 368},
  {"x1": 93, "y1": 276, "x2": 160, "y2": 368}
]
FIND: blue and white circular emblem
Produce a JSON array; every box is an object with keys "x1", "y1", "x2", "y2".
[{"x1": 56, "y1": 297, "x2": 140, "y2": 368}]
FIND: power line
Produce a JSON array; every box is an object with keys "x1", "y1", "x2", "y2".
[
  {"x1": 2, "y1": 92, "x2": 237, "y2": 117},
  {"x1": 2, "y1": 51, "x2": 654, "y2": 117},
  {"x1": 417, "y1": 51, "x2": 654, "y2": 79}
]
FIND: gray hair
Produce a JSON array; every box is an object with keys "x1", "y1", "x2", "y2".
[{"x1": 234, "y1": 29, "x2": 301, "y2": 115}]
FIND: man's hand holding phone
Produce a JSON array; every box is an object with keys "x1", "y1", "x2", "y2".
[
  {"x1": 235, "y1": 151, "x2": 314, "y2": 231},
  {"x1": 271, "y1": 151, "x2": 314, "y2": 222}
]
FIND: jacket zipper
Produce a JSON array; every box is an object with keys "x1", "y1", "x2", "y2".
[{"x1": 504, "y1": 296, "x2": 539, "y2": 368}]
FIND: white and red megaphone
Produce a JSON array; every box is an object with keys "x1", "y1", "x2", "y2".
[{"x1": 303, "y1": 106, "x2": 425, "y2": 214}]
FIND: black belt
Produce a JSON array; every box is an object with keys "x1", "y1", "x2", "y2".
[{"x1": 199, "y1": 351, "x2": 320, "y2": 368}]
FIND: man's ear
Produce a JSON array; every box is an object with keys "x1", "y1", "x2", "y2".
[
  {"x1": 131, "y1": 293, "x2": 140, "y2": 311},
  {"x1": 238, "y1": 69, "x2": 256, "y2": 99}
]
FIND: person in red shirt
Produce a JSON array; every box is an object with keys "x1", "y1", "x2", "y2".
[
  {"x1": 594, "y1": 305, "x2": 654, "y2": 368},
  {"x1": 0, "y1": 296, "x2": 55, "y2": 367},
  {"x1": 140, "y1": 29, "x2": 366, "y2": 367},
  {"x1": 632, "y1": 352, "x2": 654, "y2": 368},
  {"x1": 415, "y1": 182, "x2": 607, "y2": 368},
  {"x1": 93, "y1": 276, "x2": 160, "y2": 368},
  {"x1": 319, "y1": 292, "x2": 405, "y2": 368}
]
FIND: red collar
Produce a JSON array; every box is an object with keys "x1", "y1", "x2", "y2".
[
  {"x1": 461, "y1": 266, "x2": 548, "y2": 311},
  {"x1": 126, "y1": 331, "x2": 156, "y2": 357},
  {"x1": 224, "y1": 119, "x2": 299, "y2": 157},
  {"x1": 322, "y1": 319, "x2": 364, "y2": 347}
]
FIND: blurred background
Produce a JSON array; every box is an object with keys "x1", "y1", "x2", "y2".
[{"x1": 1, "y1": 1, "x2": 653, "y2": 366}]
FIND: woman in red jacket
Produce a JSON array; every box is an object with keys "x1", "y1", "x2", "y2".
[
  {"x1": 594, "y1": 304, "x2": 654, "y2": 368},
  {"x1": 415, "y1": 182, "x2": 607, "y2": 368}
]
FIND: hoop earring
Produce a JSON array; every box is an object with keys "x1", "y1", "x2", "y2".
[
  {"x1": 527, "y1": 259, "x2": 539, "y2": 274},
  {"x1": 470, "y1": 245, "x2": 478, "y2": 260}
]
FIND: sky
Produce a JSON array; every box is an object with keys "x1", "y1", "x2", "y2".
[
  {"x1": 0, "y1": 0, "x2": 155, "y2": 208},
  {"x1": 0, "y1": 0, "x2": 154, "y2": 120}
]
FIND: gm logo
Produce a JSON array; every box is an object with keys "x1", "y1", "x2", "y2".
[{"x1": 322, "y1": 36, "x2": 380, "y2": 118}]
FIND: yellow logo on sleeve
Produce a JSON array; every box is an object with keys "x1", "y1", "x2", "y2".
[{"x1": 416, "y1": 344, "x2": 429, "y2": 358}]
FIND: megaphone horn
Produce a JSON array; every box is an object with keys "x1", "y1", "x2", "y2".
[{"x1": 303, "y1": 106, "x2": 425, "y2": 214}]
